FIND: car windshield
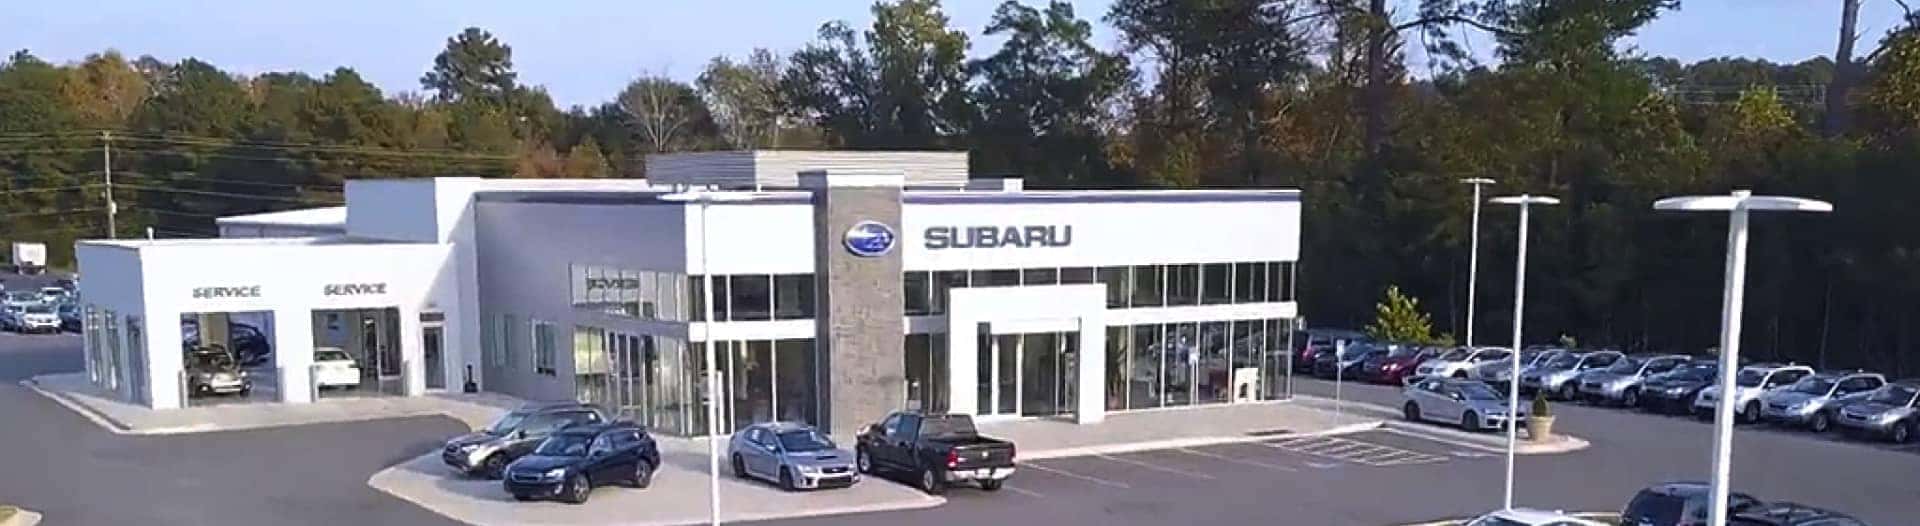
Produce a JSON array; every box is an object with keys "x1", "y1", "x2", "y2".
[
  {"x1": 1624, "y1": 493, "x2": 1686, "y2": 524},
  {"x1": 1867, "y1": 385, "x2": 1918, "y2": 405},
  {"x1": 1543, "y1": 355, "x2": 1582, "y2": 369},
  {"x1": 1385, "y1": 346, "x2": 1421, "y2": 358},
  {"x1": 1458, "y1": 383, "x2": 1502, "y2": 400},
  {"x1": 6, "y1": 292, "x2": 36, "y2": 302},
  {"x1": 534, "y1": 434, "x2": 593, "y2": 457},
  {"x1": 1668, "y1": 365, "x2": 1714, "y2": 381},
  {"x1": 188, "y1": 354, "x2": 233, "y2": 369},
  {"x1": 1606, "y1": 358, "x2": 1645, "y2": 374},
  {"x1": 1438, "y1": 350, "x2": 1469, "y2": 361},
  {"x1": 1790, "y1": 377, "x2": 1838, "y2": 395},
  {"x1": 487, "y1": 411, "x2": 530, "y2": 435},
  {"x1": 57, "y1": 304, "x2": 75, "y2": 314},
  {"x1": 1736, "y1": 369, "x2": 1768, "y2": 387},
  {"x1": 315, "y1": 350, "x2": 351, "y2": 362},
  {"x1": 24, "y1": 305, "x2": 52, "y2": 314},
  {"x1": 777, "y1": 429, "x2": 835, "y2": 452},
  {"x1": 1463, "y1": 517, "x2": 1530, "y2": 526}
]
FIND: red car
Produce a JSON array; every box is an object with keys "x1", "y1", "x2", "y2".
[
  {"x1": 1362, "y1": 345, "x2": 1443, "y2": 385},
  {"x1": 1292, "y1": 329, "x2": 1369, "y2": 373}
]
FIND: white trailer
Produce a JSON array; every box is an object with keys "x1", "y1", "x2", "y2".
[{"x1": 11, "y1": 242, "x2": 46, "y2": 274}]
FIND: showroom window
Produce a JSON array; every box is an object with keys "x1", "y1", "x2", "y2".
[
  {"x1": 1167, "y1": 264, "x2": 1201, "y2": 306},
  {"x1": 1234, "y1": 262, "x2": 1265, "y2": 303},
  {"x1": 1131, "y1": 265, "x2": 1164, "y2": 307},
  {"x1": 1201, "y1": 263, "x2": 1232, "y2": 305},
  {"x1": 1098, "y1": 267, "x2": 1130, "y2": 308},
  {"x1": 970, "y1": 269, "x2": 1020, "y2": 288},
  {"x1": 929, "y1": 271, "x2": 968, "y2": 315},
  {"x1": 501, "y1": 314, "x2": 520, "y2": 369},
  {"x1": 773, "y1": 274, "x2": 814, "y2": 320},
  {"x1": 1021, "y1": 268, "x2": 1058, "y2": 286},
  {"x1": 904, "y1": 333, "x2": 949, "y2": 412},
  {"x1": 533, "y1": 320, "x2": 557, "y2": 376},
  {"x1": 729, "y1": 275, "x2": 772, "y2": 321},
  {"x1": 903, "y1": 272, "x2": 932, "y2": 315},
  {"x1": 1060, "y1": 267, "x2": 1095, "y2": 284},
  {"x1": 688, "y1": 276, "x2": 707, "y2": 321}
]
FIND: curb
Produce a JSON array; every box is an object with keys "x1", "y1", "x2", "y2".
[
  {"x1": 1380, "y1": 420, "x2": 1592, "y2": 455},
  {"x1": 22, "y1": 377, "x2": 484, "y2": 436},
  {"x1": 1018, "y1": 420, "x2": 1385, "y2": 460},
  {"x1": 19, "y1": 378, "x2": 137, "y2": 434},
  {"x1": 1397, "y1": 511, "x2": 1619, "y2": 526}
]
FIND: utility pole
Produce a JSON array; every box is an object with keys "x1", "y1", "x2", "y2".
[{"x1": 102, "y1": 131, "x2": 117, "y2": 239}]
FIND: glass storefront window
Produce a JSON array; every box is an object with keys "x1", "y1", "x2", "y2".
[
  {"x1": 1197, "y1": 321, "x2": 1231, "y2": 403},
  {"x1": 971, "y1": 269, "x2": 1019, "y2": 288},
  {"x1": 773, "y1": 274, "x2": 814, "y2": 320},
  {"x1": 1167, "y1": 265, "x2": 1200, "y2": 306},
  {"x1": 774, "y1": 339, "x2": 818, "y2": 424},
  {"x1": 930, "y1": 271, "x2": 967, "y2": 315},
  {"x1": 688, "y1": 276, "x2": 707, "y2": 321},
  {"x1": 1232, "y1": 320, "x2": 1261, "y2": 399},
  {"x1": 711, "y1": 277, "x2": 731, "y2": 321},
  {"x1": 729, "y1": 275, "x2": 772, "y2": 321},
  {"x1": 1201, "y1": 263, "x2": 1231, "y2": 305},
  {"x1": 904, "y1": 272, "x2": 932, "y2": 315},
  {"x1": 1021, "y1": 268, "x2": 1058, "y2": 286},
  {"x1": 904, "y1": 334, "x2": 948, "y2": 412},
  {"x1": 574, "y1": 326, "x2": 613, "y2": 408},
  {"x1": 1097, "y1": 267, "x2": 1130, "y2": 308},
  {"x1": 1265, "y1": 318, "x2": 1292, "y2": 399},
  {"x1": 1131, "y1": 265, "x2": 1164, "y2": 307},
  {"x1": 1130, "y1": 325, "x2": 1161, "y2": 410},
  {"x1": 1060, "y1": 267, "x2": 1095, "y2": 284},
  {"x1": 1162, "y1": 323, "x2": 1195, "y2": 406},
  {"x1": 1106, "y1": 326, "x2": 1129, "y2": 411},
  {"x1": 533, "y1": 321, "x2": 557, "y2": 376},
  {"x1": 1234, "y1": 263, "x2": 1263, "y2": 303}
]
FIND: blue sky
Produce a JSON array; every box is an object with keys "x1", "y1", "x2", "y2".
[{"x1": 4, "y1": 0, "x2": 1910, "y2": 107}]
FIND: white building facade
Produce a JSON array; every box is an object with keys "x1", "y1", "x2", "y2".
[{"x1": 76, "y1": 152, "x2": 1302, "y2": 438}]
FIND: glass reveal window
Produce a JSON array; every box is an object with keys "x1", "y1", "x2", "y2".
[
  {"x1": 1098, "y1": 267, "x2": 1130, "y2": 308},
  {"x1": 1166, "y1": 265, "x2": 1200, "y2": 306},
  {"x1": 971, "y1": 269, "x2": 1020, "y2": 288},
  {"x1": 533, "y1": 320, "x2": 557, "y2": 376},
  {"x1": 1021, "y1": 268, "x2": 1058, "y2": 286},
  {"x1": 1060, "y1": 267, "x2": 1095, "y2": 284},
  {"x1": 904, "y1": 272, "x2": 932, "y2": 315},
  {"x1": 1131, "y1": 265, "x2": 1164, "y2": 307},
  {"x1": 1201, "y1": 263, "x2": 1231, "y2": 305},
  {"x1": 1234, "y1": 262, "x2": 1263, "y2": 303},
  {"x1": 773, "y1": 274, "x2": 814, "y2": 320},
  {"x1": 930, "y1": 271, "x2": 968, "y2": 314},
  {"x1": 728, "y1": 275, "x2": 772, "y2": 321}
]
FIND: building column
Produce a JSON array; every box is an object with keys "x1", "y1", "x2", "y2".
[
  {"x1": 1075, "y1": 316, "x2": 1107, "y2": 424},
  {"x1": 273, "y1": 308, "x2": 315, "y2": 404},
  {"x1": 803, "y1": 169, "x2": 907, "y2": 439},
  {"x1": 945, "y1": 320, "x2": 980, "y2": 416},
  {"x1": 399, "y1": 305, "x2": 426, "y2": 396},
  {"x1": 143, "y1": 307, "x2": 185, "y2": 410}
]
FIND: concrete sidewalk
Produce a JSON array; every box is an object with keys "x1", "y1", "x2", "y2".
[
  {"x1": 978, "y1": 400, "x2": 1382, "y2": 459},
  {"x1": 1292, "y1": 394, "x2": 1591, "y2": 455},
  {"x1": 26, "y1": 372, "x2": 517, "y2": 434}
]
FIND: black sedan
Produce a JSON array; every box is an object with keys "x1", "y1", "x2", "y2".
[
  {"x1": 502, "y1": 421, "x2": 658, "y2": 504},
  {"x1": 1313, "y1": 343, "x2": 1388, "y2": 380},
  {"x1": 1637, "y1": 360, "x2": 1719, "y2": 414}
]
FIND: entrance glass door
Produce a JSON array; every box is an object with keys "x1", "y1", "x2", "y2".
[
  {"x1": 423, "y1": 323, "x2": 445, "y2": 390},
  {"x1": 977, "y1": 329, "x2": 1079, "y2": 418}
]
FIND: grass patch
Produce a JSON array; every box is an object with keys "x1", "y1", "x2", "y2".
[{"x1": 0, "y1": 505, "x2": 17, "y2": 521}]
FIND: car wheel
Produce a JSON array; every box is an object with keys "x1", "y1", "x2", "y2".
[
  {"x1": 919, "y1": 467, "x2": 946, "y2": 495},
  {"x1": 1403, "y1": 402, "x2": 1421, "y2": 422},
  {"x1": 1558, "y1": 384, "x2": 1576, "y2": 401},
  {"x1": 1460, "y1": 411, "x2": 1479, "y2": 432},
  {"x1": 1742, "y1": 402, "x2": 1762, "y2": 425},
  {"x1": 731, "y1": 454, "x2": 748, "y2": 479},
  {"x1": 1810, "y1": 412, "x2": 1832, "y2": 433},
  {"x1": 1893, "y1": 421, "x2": 1914, "y2": 444},
  {"x1": 1623, "y1": 389, "x2": 1640, "y2": 408},
  {"x1": 856, "y1": 447, "x2": 873, "y2": 474},
  {"x1": 980, "y1": 478, "x2": 1004, "y2": 491},
  {"x1": 632, "y1": 460, "x2": 654, "y2": 489},
  {"x1": 563, "y1": 474, "x2": 590, "y2": 504},
  {"x1": 1451, "y1": 371, "x2": 1468, "y2": 379},
  {"x1": 779, "y1": 468, "x2": 797, "y2": 492},
  {"x1": 482, "y1": 454, "x2": 509, "y2": 479}
]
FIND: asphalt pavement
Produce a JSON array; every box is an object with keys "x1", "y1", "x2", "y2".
[
  {"x1": 0, "y1": 331, "x2": 470, "y2": 526},
  {"x1": 758, "y1": 376, "x2": 1920, "y2": 526}
]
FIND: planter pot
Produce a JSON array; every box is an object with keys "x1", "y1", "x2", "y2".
[{"x1": 1527, "y1": 415, "x2": 1556, "y2": 441}]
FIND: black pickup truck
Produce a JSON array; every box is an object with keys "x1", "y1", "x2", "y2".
[{"x1": 855, "y1": 411, "x2": 1016, "y2": 495}]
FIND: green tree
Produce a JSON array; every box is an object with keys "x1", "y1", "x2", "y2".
[
  {"x1": 133, "y1": 58, "x2": 251, "y2": 137},
  {"x1": 1365, "y1": 286, "x2": 1446, "y2": 344},
  {"x1": 783, "y1": 0, "x2": 971, "y2": 149},
  {"x1": 561, "y1": 140, "x2": 610, "y2": 178},
  {"x1": 617, "y1": 75, "x2": 718, "y2": 154},
  {"x1": 59, "y1": 50, "x2": 148, "y2": 129},
  {"x1": 971, "y1": 0, "x2": 1131, "y2": 187},
  {"x1": 420, "y1": 27, "x2": 518, "y2": 105},
  {"x1": 698, "y1": 49, "x2": 788, "y2": 149}
]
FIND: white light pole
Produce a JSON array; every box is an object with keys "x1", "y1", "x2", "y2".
[
  {"x1": 1654, "y1": 189, "x2": 1831, "y2": 526},
  {"x1": 1460, "y1": 178, "x2": 1496, "y2": 346},
  {"x1": 662, "y1": 189, "x2": 751, "y2": 526},
  {"x1": 1488, "y1": 194, "x2": 1557, "y2": 511}
]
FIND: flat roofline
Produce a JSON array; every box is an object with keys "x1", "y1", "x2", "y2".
[
  {"x1": 79, "y1": 235, "x2": 430, "y2": 249},
  {"x1": 474, "y1": 188, "x2": 1302, "y2": 207}
]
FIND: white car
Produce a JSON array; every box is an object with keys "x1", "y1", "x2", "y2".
[
  {"x1": 1415, "y1": 347, "x2": 1511, "y2": 379},
  {"x1": 16, "y1": 304, "x2": 61, "y2": 333},
  {"x1": 38, "y1": 287, "x2": 69, "y2": 304},
  {"x1": 1693, "y1": 363, "x2": 1815, "y2": 424},
  {"x1": 312, "y1": 347, "x2": 363, "y2": 389},
  {"x1": 1463, "y1": 508, "x2": 1609, "y2": 526}
]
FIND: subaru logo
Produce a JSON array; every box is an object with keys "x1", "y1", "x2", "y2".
[{"x1": 843, "y1": 220, "x2": 897, "y2": 257}]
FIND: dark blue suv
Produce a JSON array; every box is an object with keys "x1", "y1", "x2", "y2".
[{"x1": 502, "y1": 421, "x2": 659, "y2": 504}]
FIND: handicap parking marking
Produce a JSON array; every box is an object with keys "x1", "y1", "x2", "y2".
[
  {"x1": 1255, "y1": 435, "x2": 1452, "y2": 468},
  {"x1": 1024, "y1": 461, "x2": 1134, "y2": 489},
  {"x1": 1172, "y1": 447, "x2": 1299, "y2": 472},
  {"x1": 1093, "y1": 453, "x2": 1217, "y2": 480},
  {"x1": 1001, "y1": 484, "x2": 1047, "y2": 498}
]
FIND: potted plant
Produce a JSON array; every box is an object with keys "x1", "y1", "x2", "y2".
[{"x1": 1527, "y1": 391, "x2": 1555, "y2": 441}]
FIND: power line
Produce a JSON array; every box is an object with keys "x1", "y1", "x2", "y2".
[
  {"x1": 0, "y1": 207, "x2": 105, "y2": 219},
  {"x1": 111, "y1": 183, "x2": 343, "y2": 205},
  {"x1": 107, "y1": 171, "x2": 345, "y2": 192},
  {"x1": 0, "y1": 147, "x2": 103, "y2": 156},
  {"x1": 0, "y1": 184, "x2": 100, "y2": 195},
  {"x1": 113, "y1": 134, "x2": 517, "y2": 160},
  {"x1": 112, "y1": 147, "x2": 511, "y2": 165}
]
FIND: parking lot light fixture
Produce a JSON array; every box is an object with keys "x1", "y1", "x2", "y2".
[
  {"x1": 1489, "y1": 194, "x2": 1558, "y2": 511},
  {"x1": 660, "y1": 189, "x2": 753, "y2": 526},
  {"x1": 1459, "y1": 178, "x2": 1496, "y2": 347},
  {"x1": 1652, "y1": 190, "x2": 1831, "y2": 526}
]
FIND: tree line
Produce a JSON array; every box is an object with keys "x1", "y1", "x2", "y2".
[{"x1": 5, "y1": 0, "x2": 1920, "y2": 374}]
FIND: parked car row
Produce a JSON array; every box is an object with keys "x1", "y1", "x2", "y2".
[
  {"x1": 440, "y1": 405, "x2": 1017, "y2": 504},
  {"x1": 1461, "y1": 480, "x2": 1867, "y2": 525},
  {"x1": 0, "y1": 284, "x2": 78, "y2": 334}
]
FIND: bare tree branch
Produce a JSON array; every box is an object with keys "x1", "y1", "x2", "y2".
[{"x1": 1393, "y1": 14, "x2": 1517, "y2": 36}]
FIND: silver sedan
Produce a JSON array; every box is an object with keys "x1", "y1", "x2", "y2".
[
  {"x1": 727, "y1": 422, "x2": 860, "y2": 491},
  {"x1": 1403, "y1": 377, "x2": 1528, "y2": 431}
]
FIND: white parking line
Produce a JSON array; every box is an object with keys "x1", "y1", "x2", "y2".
[
  {"x1": 1095, "y1": 454, "x2": 1216, "y2": 479},
  {"x1": 1024, "y1": 461, "x2": 1133, "y2": 489},
  {"x1": 1172, "y1": 447, "x2": 1299, "y2": 472},
  {"x1": 1003, "y1": 484, "x2": 1046, "y2": 498}
]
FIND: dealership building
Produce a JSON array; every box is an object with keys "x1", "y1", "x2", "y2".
[{"x1": 75, "y1": 151, "x2": 1302, "y2": 438}]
